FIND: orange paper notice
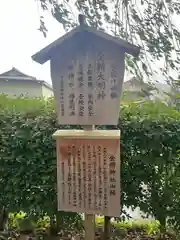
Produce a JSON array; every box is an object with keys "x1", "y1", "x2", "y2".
[{"x1": 56, "y1": 139, "x2": 120, "y2": 217}]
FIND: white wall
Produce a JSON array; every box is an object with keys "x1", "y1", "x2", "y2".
[
  {"x1": 42, "y1": 85, "x2": 54, "y2": 99},
  {"x1": 0, "y1": 79, "x2": 42, "y2": 98}
]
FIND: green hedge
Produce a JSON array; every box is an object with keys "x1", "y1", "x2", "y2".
[
  {"x1": 9, "y1": 213, "x2": 160, "y2": 234},
  {"x1": 1, "y1": 95, "x2": 180, "y2": 231},
  {"x1": 8, "y1": 214, "x2": 176, "y2": 239}
]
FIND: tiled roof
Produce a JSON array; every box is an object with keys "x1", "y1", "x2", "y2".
[
  {"x1": 0, "y1": 67, "x2": 52, "y2": 90},
  {"x1": 0, "y1": 67, "x2": 36, "y2": 80}
]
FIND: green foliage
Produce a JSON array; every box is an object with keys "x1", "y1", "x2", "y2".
[
  {"x1": 0, "y1": 95, "x2": 54, "y2": 114},
  {"x1": 3, "y1": 214, "x2": 173, "y2": 240},
  {"x1": 9, "y1": 212, "x2": 41, "y2": 232},
  {"x1": 8, "y1": 211, "x2": 83, "y2": 232},
  {"x1": 8, "y1": 214, "x2": 161, "y2": 236},
  {"x1": 9, "y1": 212, "x2": 26, "y2": 229},
  {"x1": 95, "y1": 217, "x2": 166, "y2": 239},
  {"x1": 17, "y1": 218, "x2": 35, "y2": 233},
  {"x1": 1, "y1": 96, "x2": 180, "y2": 233},
  {"x1": 96, "y1": 216, "x2": 160, "y2": 235},
  {"x1": 115, "y1": 220, "x2": 160, "y2": 236},
  {"x1": 36, "y1": 216, "x2": 50, "y2": 230}
]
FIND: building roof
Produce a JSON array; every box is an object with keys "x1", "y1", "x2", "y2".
[
  {"x1": 0, "y1": 67, "x2": 36, "y2": 80},
  {"x1": 123, "y1": 77, "x2": 150, "y2": 88},
  {"x1": 32, "y1": 23, "x2": 140, "y2": 64},
  {"x1": 0, "y1": 67, "x2": 52, "y2": 90}
]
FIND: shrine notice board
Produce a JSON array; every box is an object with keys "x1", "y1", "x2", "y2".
[
  {"x1": 51, "y1": 49, "x2": 125, "y2": 126},
  {"x1": 54, "y1": 130, "x2": 120, "y2": 217}
]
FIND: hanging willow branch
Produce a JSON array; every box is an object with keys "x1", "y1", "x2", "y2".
[{"x1": 37, "y1": 0, "x2": 180, "y2": 82}]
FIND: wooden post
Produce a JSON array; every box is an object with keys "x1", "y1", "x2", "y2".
[
  {"x1": 83, "y1": 125, "x2": 95, "y2": 240},
  {"x1": 103, "y1": 216, "x2": 111, "y2": 240},
  {"x1": 84, "y1": 213, "x2": 95, "y2": 240}
]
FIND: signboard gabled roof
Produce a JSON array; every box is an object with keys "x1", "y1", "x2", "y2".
[{"x1": 32, "y1": 24, "x2": 140, "y2": 65}]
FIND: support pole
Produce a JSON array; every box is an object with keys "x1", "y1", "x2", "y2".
[
  {"x1": 83, "y1": 125, "x2": 95, "y2": 240},
  {"x1": 103, "y1": 216, "x2": 111, "y2": 240}
]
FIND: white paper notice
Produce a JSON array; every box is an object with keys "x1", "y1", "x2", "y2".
[{"x1": 56, "y1": 138, "x2": 120, "y2": 217}]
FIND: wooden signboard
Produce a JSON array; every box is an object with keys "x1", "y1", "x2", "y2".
[
  {"x1": 55, "y1": 131, "x2": 120, "y2": 217},
  {"x1": 32, "y1": 16, "x2": 140, "y2": 239},
  {"x1": 51, "y1": 50, "x2": 125, "y2": 125}
]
